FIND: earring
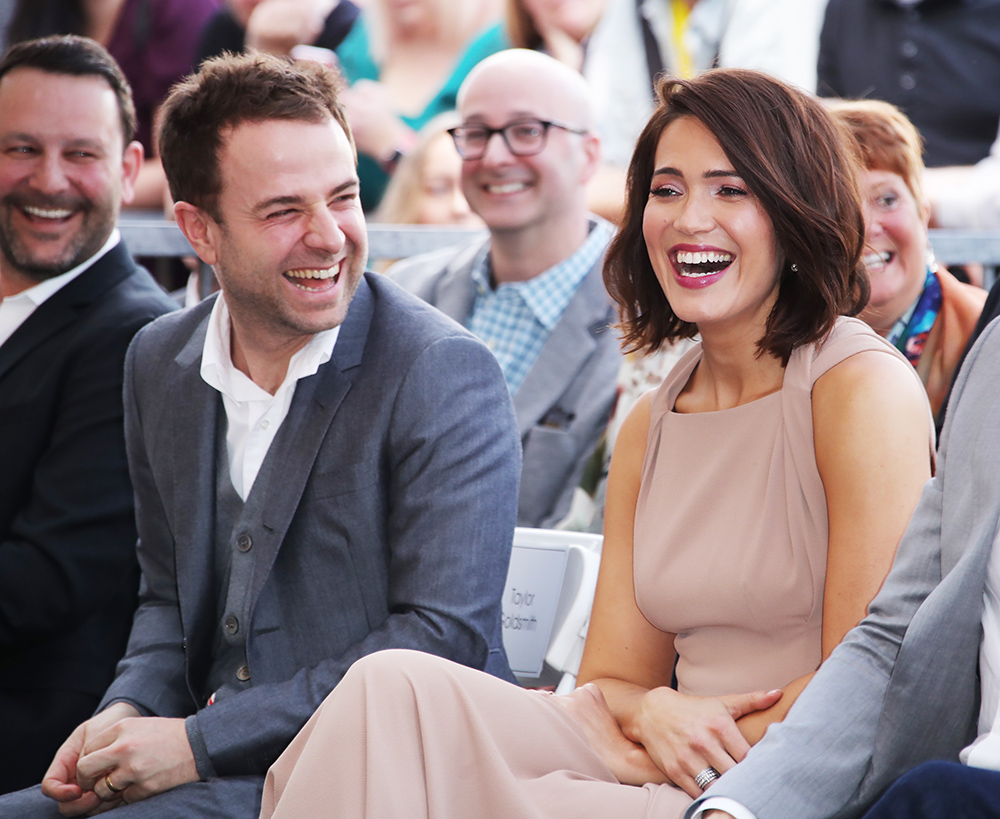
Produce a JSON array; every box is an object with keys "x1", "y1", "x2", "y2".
[{"x1": 790, "y1": 262, "x2": 799, "y2": 272}]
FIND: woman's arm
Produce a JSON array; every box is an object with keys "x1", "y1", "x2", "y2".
[
  {"x1": 737, "y1": 349, "x2": 932, "y2": 743},
  {"x1": 574, "y1": 394, "x2": 780, "y2": 794}
]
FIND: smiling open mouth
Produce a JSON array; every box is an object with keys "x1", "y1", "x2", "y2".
[
  {"x1": 863, "y1": 250, "x2": 893, "y2": 273},
  {"x1": 674, "y1": 250, "x2": 733, "y2": 278},
  {"x1": 283, "y1": 266, "x2": 340, "y2": 291}
]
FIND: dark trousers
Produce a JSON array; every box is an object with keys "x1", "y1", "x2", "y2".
[{"x1": 864, "y1": 761, "x2": 1000, "y2": 819}]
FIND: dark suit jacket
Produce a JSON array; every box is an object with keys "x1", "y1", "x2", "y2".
[
  {"x1": 100, "y1": 273, "x2": 521, "y2": 780},
  {"x1": 0, "y1": 241, "x2": 175, "y2": 708}
]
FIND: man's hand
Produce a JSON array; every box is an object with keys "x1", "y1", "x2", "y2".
[
  {"x1": 73, "y1": 716, "x2": 198, "y2": 810},
  {"x1": 41, "y1": 703, "x2": 140, "y2": 816},
  {"x1": 549, "y1": 684, "x2": 670, "y2": 786}
]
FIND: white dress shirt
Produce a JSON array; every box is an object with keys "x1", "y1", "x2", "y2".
[
  {"x1": 0, "y1": 229, "x2": 121, "y2": 349},
  {"x1": 199, "y1": 293, "x2": 339, "y2": 499}
]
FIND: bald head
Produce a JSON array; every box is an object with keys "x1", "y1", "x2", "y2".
[
  {"x1": 452, "y1": 48, "x2": 600, "y2": 274},
  {"x1": 458, "y1": 48, "x2": 594, "y2": 130}
]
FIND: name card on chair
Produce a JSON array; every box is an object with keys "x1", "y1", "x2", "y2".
[{"x1": 501, "y1": 543, "x2": 570, "y2": 678}]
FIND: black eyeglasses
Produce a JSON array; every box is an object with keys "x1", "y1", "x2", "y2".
[{"x1": 447, "y1": 118, "x2": 588, "y2": 160}]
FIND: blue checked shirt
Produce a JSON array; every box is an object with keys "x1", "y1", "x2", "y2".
[{"x1": 467, "y1": 218, "x2": 614, "y2": 394}]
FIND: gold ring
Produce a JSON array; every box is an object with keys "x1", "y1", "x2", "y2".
[{"x1": 105, "y1": 773, "x2": 125, "y2": 794}]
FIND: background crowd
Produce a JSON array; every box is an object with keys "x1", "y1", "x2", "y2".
[{"x1": 2, "y1": 1, "x2": 1000, "y2": 818}]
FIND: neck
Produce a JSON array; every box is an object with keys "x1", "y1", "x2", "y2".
[
  {"x1": 229, "y1": 318, "x2": 312, "y2": 396},
  {"x1": 0, "y1": 266, "x2": 41, "y2": 299},
  {"x1": 680, "y1": 322, "x2": 785, "y2": 412},
  {"x1": 488, "y1": 215, "x2": 590, "y2": 285}
]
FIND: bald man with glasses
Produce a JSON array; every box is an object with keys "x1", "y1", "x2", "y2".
[{"x1": 391, "y1": 48, "x2": 622, "y2": 530}]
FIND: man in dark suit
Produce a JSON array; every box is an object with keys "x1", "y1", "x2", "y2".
[
  {"x1": 0, "y1": 36, "x2": 175, "y2": 794},
  {"x1": 0, "y1": 49, "x2": 521, "y2": 818}
]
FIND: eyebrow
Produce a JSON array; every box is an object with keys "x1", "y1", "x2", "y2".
[
  {"x1": 651, "y1": 166, "x2": 742, "y2": 179},
  {"x1": 252, "y1": 179, "x2": 359, "y2": 214}
]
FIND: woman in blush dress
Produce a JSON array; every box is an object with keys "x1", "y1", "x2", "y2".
[{"x1": 258, "y1": 69, "x2": 935, "y2": 819}]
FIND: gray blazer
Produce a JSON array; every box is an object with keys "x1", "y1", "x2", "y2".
[
  {"x1": 689, "y1": 317, "x2": 1000, "y2": 818},
  {"x1": 390, "y1": 235, "x2": 621, "y2": 528},
  {"x1": 100, "y1": 273, "x2": 521, "y2": 779}
]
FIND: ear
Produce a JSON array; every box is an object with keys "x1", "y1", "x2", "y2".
[
  {"x1": 174, "y1": 201, "x2": 220, "y2": 266},
  {"x1": 579, "y1": 131, "x2": 602, "y2": 186},
  {"x1": 118, "y1": 140, "x2": 144, "y2": 206},
  {"x1": 920, "y1": 194, "x2": 932, "y2": 230}
]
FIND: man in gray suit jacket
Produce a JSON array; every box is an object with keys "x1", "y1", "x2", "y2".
[
  {"x1": 0, "y1": 51, "x2": 520, "y2": 818},
  {"x1": 687, "y1": 316, "x2": 1000, "y2": 819},
  {"x1": 390, "y1": 49, "x2": 621, "y2": 529}
]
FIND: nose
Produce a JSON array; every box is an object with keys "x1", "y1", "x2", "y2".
[
  {"x1": 479, "y1": 130, "x2": 514, "y2": 166},
  {"x1": 303, "y1": 204, "x2": 346, "y2": 255},
  {"x1": 30, "y1": 151, "x2": 70, "y2": 194},
  {"x1": 863, "y1": 203, "x2": 884, "y2": 239},
  {"x1": 673, "y1": 190, "x2": 714, "y2": 235}
]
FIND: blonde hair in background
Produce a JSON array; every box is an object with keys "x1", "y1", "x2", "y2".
[{"x1": 375, "y1": 110, "x2": 463, "y2": 224}]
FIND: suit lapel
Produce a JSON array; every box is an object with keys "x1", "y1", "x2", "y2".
[
  {"x1": 169, "y1": 309, "x2": 219, "y2": 664},
  {"x1": 246, "y1": 276, "x2": 375, "y2": 612},
  {"x1": 512, "y1": 258, "x2": 612, "y2": 436},
  {"x1": 0, "y1": 243, "x2": 134, "y2": 382},
  {"x1": 427, "y1": 241, "x2": 483, "y2": 324}
]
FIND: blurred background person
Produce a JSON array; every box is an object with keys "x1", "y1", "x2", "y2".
[
  {"x1": 514, "y1": 0, "x2": 829, "y2": 223},
  {"x1": 829, "y1": 98, "x2": 987, "y2": 424},
  {"x1": 194, "y1": 0, "x2": 359, "y2": 64},
  {"x1": 818, "y1": 0, "x2": 1000, "y2": 170},
  {"x1": 375, "y1": 111, "x2": 483, "y2": 229},
  {"x1": 334, "y1": 0, "x2": 507, "y2": 212},
  {"x1": 8, "y1": 0, "x2": 220, "y2": 209}
]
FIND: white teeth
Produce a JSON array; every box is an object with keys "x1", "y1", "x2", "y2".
[
  {"x1": 486, "y1": 182, "x2": 527, "y2": 194},
  {"x1": 680, "y1": 269, "x2": 718, "y2": 278},
  {"x1": 676, "y1": 250, "x2": 733, "y2": 265},
  {"x1": 285, "y1": 268, "x2": 336, "y2": 279},
  {"x1": 23, "y1": 205, "x2": 73, "y2": 219},
  {"x1": 863, "y1": 251, "x2": 891, "y2": 270}
]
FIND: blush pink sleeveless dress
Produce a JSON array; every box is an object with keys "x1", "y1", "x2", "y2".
[{"x1": 259, "y1": 318, "x2": 924, "y2": 819}]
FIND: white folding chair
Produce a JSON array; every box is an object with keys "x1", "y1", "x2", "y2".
[{"x1": 501, "y1": 527, "x2": 603, "y2": 692}]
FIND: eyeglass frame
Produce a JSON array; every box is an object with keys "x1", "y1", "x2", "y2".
[{"x1": 447, "y1": 118, "x2": 589, "y2": 160}]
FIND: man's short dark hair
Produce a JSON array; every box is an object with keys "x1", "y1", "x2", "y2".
[
  {"x1": 0, "y1": 35, "x2": 137, "y2": 146},
  {"x1": 604, "y1": 68, "x2": 869, "y2": 365},
  {"x1": 158, "y1": 51, "x2": 355, "y2": 221}
]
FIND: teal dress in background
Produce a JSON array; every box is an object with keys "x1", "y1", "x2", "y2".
[{"x1": 336, "y1": 18, "x2": 509, "y2": 211}]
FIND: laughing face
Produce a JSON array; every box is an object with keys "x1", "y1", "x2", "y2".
[
  {"x1": 179, "y1": 116, "x2": 367, "y2": 352},
  {"x1": 858, "y1": 168, "x2": 929, "y2": 335},
  {"x1": 0, "y1": 68, "x2": 140, "y2": 289},
  {"x1": 642, "y1": 116, "x2": 781, "y2": 338},
  {"x1": 456, "y1": 57, "x2": 597, "y2": 240}
]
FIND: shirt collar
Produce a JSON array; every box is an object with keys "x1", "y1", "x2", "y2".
[
  {"x1": 200, "y1": 292, "x2": 340, "y2": 402},
  {"x1": 10, "y1": 228, "x2": 121, "y2": 308},
  {"x1": 471, "y1": 217, "x2": 613, "y2": 330}
]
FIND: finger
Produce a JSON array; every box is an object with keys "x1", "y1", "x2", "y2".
[
  {"x1": 719, "y1": 689, "x2": 782, "y2": 720},
  {"x1": 75, "y1": 748, "x2": 122, "y2": 792},
  {"x1": 92, "y1": 771, "x2": 129, "y2": 803}
]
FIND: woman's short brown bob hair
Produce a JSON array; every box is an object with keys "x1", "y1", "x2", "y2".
[{"x1": 604, "y1": 69, "x2": 869, "y2": 364}]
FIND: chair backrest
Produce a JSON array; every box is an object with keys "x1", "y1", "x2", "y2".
[{"x1": 501, "y1": 527, "x2": 603, "y2": 687}]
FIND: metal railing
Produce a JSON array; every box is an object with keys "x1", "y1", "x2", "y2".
[
  {"x1": 117, "y1": 217, "x2": 486, "y2": 261},
  {"x1": 117, "y1": 217, "x2": 1000, "y2": 267}
]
